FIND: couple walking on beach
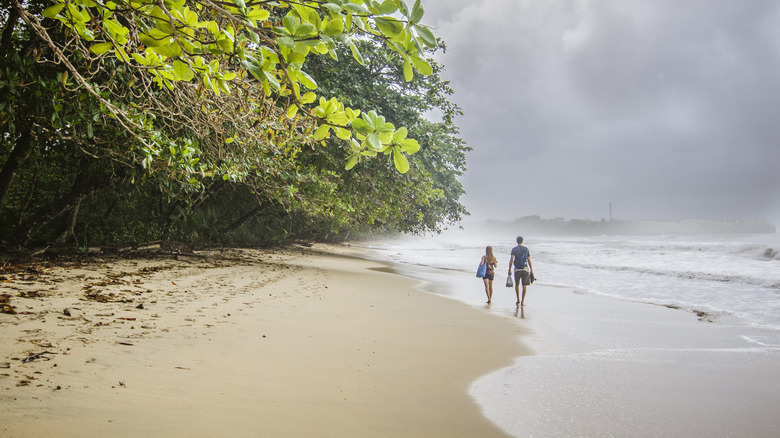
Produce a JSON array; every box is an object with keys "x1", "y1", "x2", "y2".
[{"x1": 478, "y1": 236, "x2": 535, "y2": 306}]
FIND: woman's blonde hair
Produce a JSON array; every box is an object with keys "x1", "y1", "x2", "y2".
[{"x1": 485, "y1": 246, "x2": 496, "y2": 264}]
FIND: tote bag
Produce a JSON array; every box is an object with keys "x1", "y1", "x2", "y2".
[{"x1": 476, "y1": 262, "x2": 487, "y2": 278}]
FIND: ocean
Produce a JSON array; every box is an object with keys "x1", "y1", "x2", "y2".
[
  {"x1": 356, "y1": 227, "x2": 780, "y2": 437},
  {"x1": 361, "y1": 229, "x2": 780, "y2": 335}
]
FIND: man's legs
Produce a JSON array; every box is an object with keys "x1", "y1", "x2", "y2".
[
  {"x1": 515, "y1": 270, "x2": 529, "y2": 306},
  {"x1": 520, "y1": 284, "x2": 527, "y2": 307}
]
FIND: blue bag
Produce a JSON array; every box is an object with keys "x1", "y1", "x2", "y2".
[{"x1": 476, "y1": 261, "x2": 487, "y2": 278}]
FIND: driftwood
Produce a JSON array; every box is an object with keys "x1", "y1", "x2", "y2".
[{"x1": 21, "y1": 350, "x2": 57, "y2": 363}]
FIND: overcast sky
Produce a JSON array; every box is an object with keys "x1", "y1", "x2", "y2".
[{"x1": 419, "y1": 0, "x2": 780, "y2": 225}]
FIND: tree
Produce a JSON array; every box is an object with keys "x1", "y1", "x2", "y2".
[
  {"x1": 5, "y1": 0, "x2": 435, "y2": 188},
  {"x1": 2, "y1": 0, "x2": 461, "y2": 246},
  {"x1": 302, "y1": 39, "x2": 469, "y2": 235}
]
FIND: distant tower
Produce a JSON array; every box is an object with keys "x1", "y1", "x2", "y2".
[{"x1": 609, "y1": 203, "x2": 613, "y2": 221}]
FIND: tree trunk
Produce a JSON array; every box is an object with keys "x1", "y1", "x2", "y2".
[
  {"x1": 222, "y1": 203, "x2": 266, "y2": 235},
  {"x1": 17, "y1": 164, "x2": 41, "y2": 227},
  {"x1": 0, "y1": 6, "x2": 19, "y2": 57},
  {"x1": 0, "y1": 126, "x2": 33, "y2": 241},
  {"x1": 52, "y1": 159, "x2": 93, "y2": 246},
  {"x1": 54, "y1": 197, "x2": 82, "y2": 246},
  {"x1": 161, "y1": 180, "x2": 225, "y2": 237}
]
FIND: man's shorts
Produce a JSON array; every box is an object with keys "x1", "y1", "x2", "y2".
[{"x1": 514, "y1": 269, "x2": 531, "y2": 286}]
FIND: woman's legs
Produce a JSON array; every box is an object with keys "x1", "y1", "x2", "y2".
[{"x1": 483, "y1": 277, "x2": 492, "y2": 303}]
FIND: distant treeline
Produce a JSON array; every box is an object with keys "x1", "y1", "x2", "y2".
[{"x1": 483, "y1": 216, "x2": 777, "y2": 236}]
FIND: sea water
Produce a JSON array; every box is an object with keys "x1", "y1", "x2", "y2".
[
  {"x1": 361, "y1": 229, "x2": 780, "y2": 337},
  {"x1": 356, "y1": 227, "x2": 780, "y2": 437}
]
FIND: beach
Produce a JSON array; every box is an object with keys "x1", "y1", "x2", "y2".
[
  {"x1": 0, "y1": 245, "x2": 526, "y2": 438},
  {"x1": 3, "y1": 241, "x2": 780, "y2": 438}
]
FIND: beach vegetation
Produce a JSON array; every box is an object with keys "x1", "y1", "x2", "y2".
[{"x1": 0, "y1": 0, "x2": 468, "y2": 248}]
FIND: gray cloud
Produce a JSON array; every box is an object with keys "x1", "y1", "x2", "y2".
[{"x1": 422, "y1": 0, "x2": 780, "y2": 224}]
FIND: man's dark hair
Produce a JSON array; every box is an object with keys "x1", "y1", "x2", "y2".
[{"x1": 516, "y1": 236, "x2": 524, "y2": 244}]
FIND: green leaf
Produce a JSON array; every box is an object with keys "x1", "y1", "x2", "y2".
[
  {"x1": 366, "y1": 133, "x2": 381, "y2": 151},
  {"x1": 313, "y1": 124, "x2": 331, "y2": 140},
  {"x1": 247, "y1": 7, "x2": 270, "y2": 22},
  {"x1": 376, "y1": 0, "x2": 398, "y2": 15},
  {"x1": 115, "y1": 46, "x2": 131, "y2": 63},
  {"x1": 410, "y1": 0, "x2": 425, "y2": 23},
  {"x1": 43, "y1": 4, "x2": 65, "y2": 19},
  {"x1": 414, "y1": 25, "x2": 437, "y2": 48},
  {"x1": 173, "y1": 60, "x2": 195, "y2": 81},
  {"x1": 359, "y1": 115, "x2": 373, "y2": 131},
  {"x1": 375, "y1": 17, "x2": 404, "y2": 38},
  {"x1": 328, "y1": 112, "x2": 349, "y2": 125},
  {"x1": 403, "y1": 58, "x2": 413, "y2": 81},
  {"x1": 298, "y1": 70, "x2": 317, "y2": 89},
  {"x1": 216, "y1": 36, "x2": 233, "y2": 53},
  {"x1": 266, "y1": 74, "x2": 281, "y2": 93},
  {"x1": 393, "y1": 148, "x2": 410, "y2": 173},
  {"x1": 345, "y1": 155, "x2": 358, "y2": 170},
  {"x1": 139, "y1": 33, "x2": 166, "y2": 47},
  {"x1": 286, "y1": 105, "x2": 299, "y2": 119},
  {"x1": 152, "y1": 42, "x2": 183, "y2": 57},
  {"x1": 132, "y1": 53, "x2": 149, "y2": 65},
  {"x1": 283, "y1": 16, "x2": 298, "y2": 35},
  {"x1": 278, "y1": 36, "x2": 295, "y2": 50},
  {"x1": 217, "y1": 79, "x2": 230, "y2": 94},
  {"x1": 91, "y1": 42, "x2": 113, "y2": 55},
  {"x1": 397, "y1": 0, "x2": 410, "y2": 16},
  {"x1": 401, "y1": 138, "x2": 420, "y2": 154},
  {"x1": 349, "y1": 43, "x2": 365, "y2": 66},
  {"x1": 343, "y1": 3, "x2": 369, "y2": 14},
  {"x1": 410, "y1": 55, "x2": 432, "y2": 76},
  {"x1": 301, "y1": 92, "x2": 316, "y2": 104},
  {"x1": 67, "y1": 4, "x2": 89, "y2": 23},
  {"x1": 322, "y1": 3, "x2": 343, "y2": 13},
  {"x1": 346, "y1": 139, "x2": 360, "y2": 153},
  {"x1": 295, "y1": 23, "x2": 318, "y2": 38},
  {"x1": 393, "y1": 127, "x2": 408, "y2": 142},
  {"x1": 322, "y1": 18, "x2": 345, "y2": 37}
]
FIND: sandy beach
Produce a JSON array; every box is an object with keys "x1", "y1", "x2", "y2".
[{"x1": 0, "y1": 245, "x2": 527, "y2": 437}]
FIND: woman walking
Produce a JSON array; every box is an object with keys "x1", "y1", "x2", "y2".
[{"x1": 480, "y1": 246, "x2": 498, "y2": 303}]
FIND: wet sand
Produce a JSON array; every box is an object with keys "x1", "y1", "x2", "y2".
[
  {"x1": 470, "y1": 285, "x2": 780, "y2": 438},
  {"x1": 1, "y1": 245, "x2": 528, "y2": 437}
]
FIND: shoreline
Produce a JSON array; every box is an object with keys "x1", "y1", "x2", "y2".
[
  {"x1": 1, "y1": 245, "x2": 529, "y2": 437},
  {"x1": 363, "y1": 245, "x2": 780, "y2": 438}
]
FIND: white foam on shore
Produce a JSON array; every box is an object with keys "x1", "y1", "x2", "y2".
[{"x1": 468, "y1": 287, "x2": 780, "y2": 438}]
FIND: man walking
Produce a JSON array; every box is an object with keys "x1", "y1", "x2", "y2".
[{"x1": 508, "y1": 236, "x2": 534, "y2": 307}]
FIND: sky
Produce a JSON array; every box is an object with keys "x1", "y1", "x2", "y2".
[{"x1": 418, "y1": 0, "x2": 780, "y2": 226}]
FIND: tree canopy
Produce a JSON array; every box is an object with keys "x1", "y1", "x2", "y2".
[{"x1": 1, "y1": 0, "x2": 468, "y2": 248}]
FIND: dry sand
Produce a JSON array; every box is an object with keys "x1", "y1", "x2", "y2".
[{"x1": 1, "y1": 244, "x2": 528, "y2": 437}]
